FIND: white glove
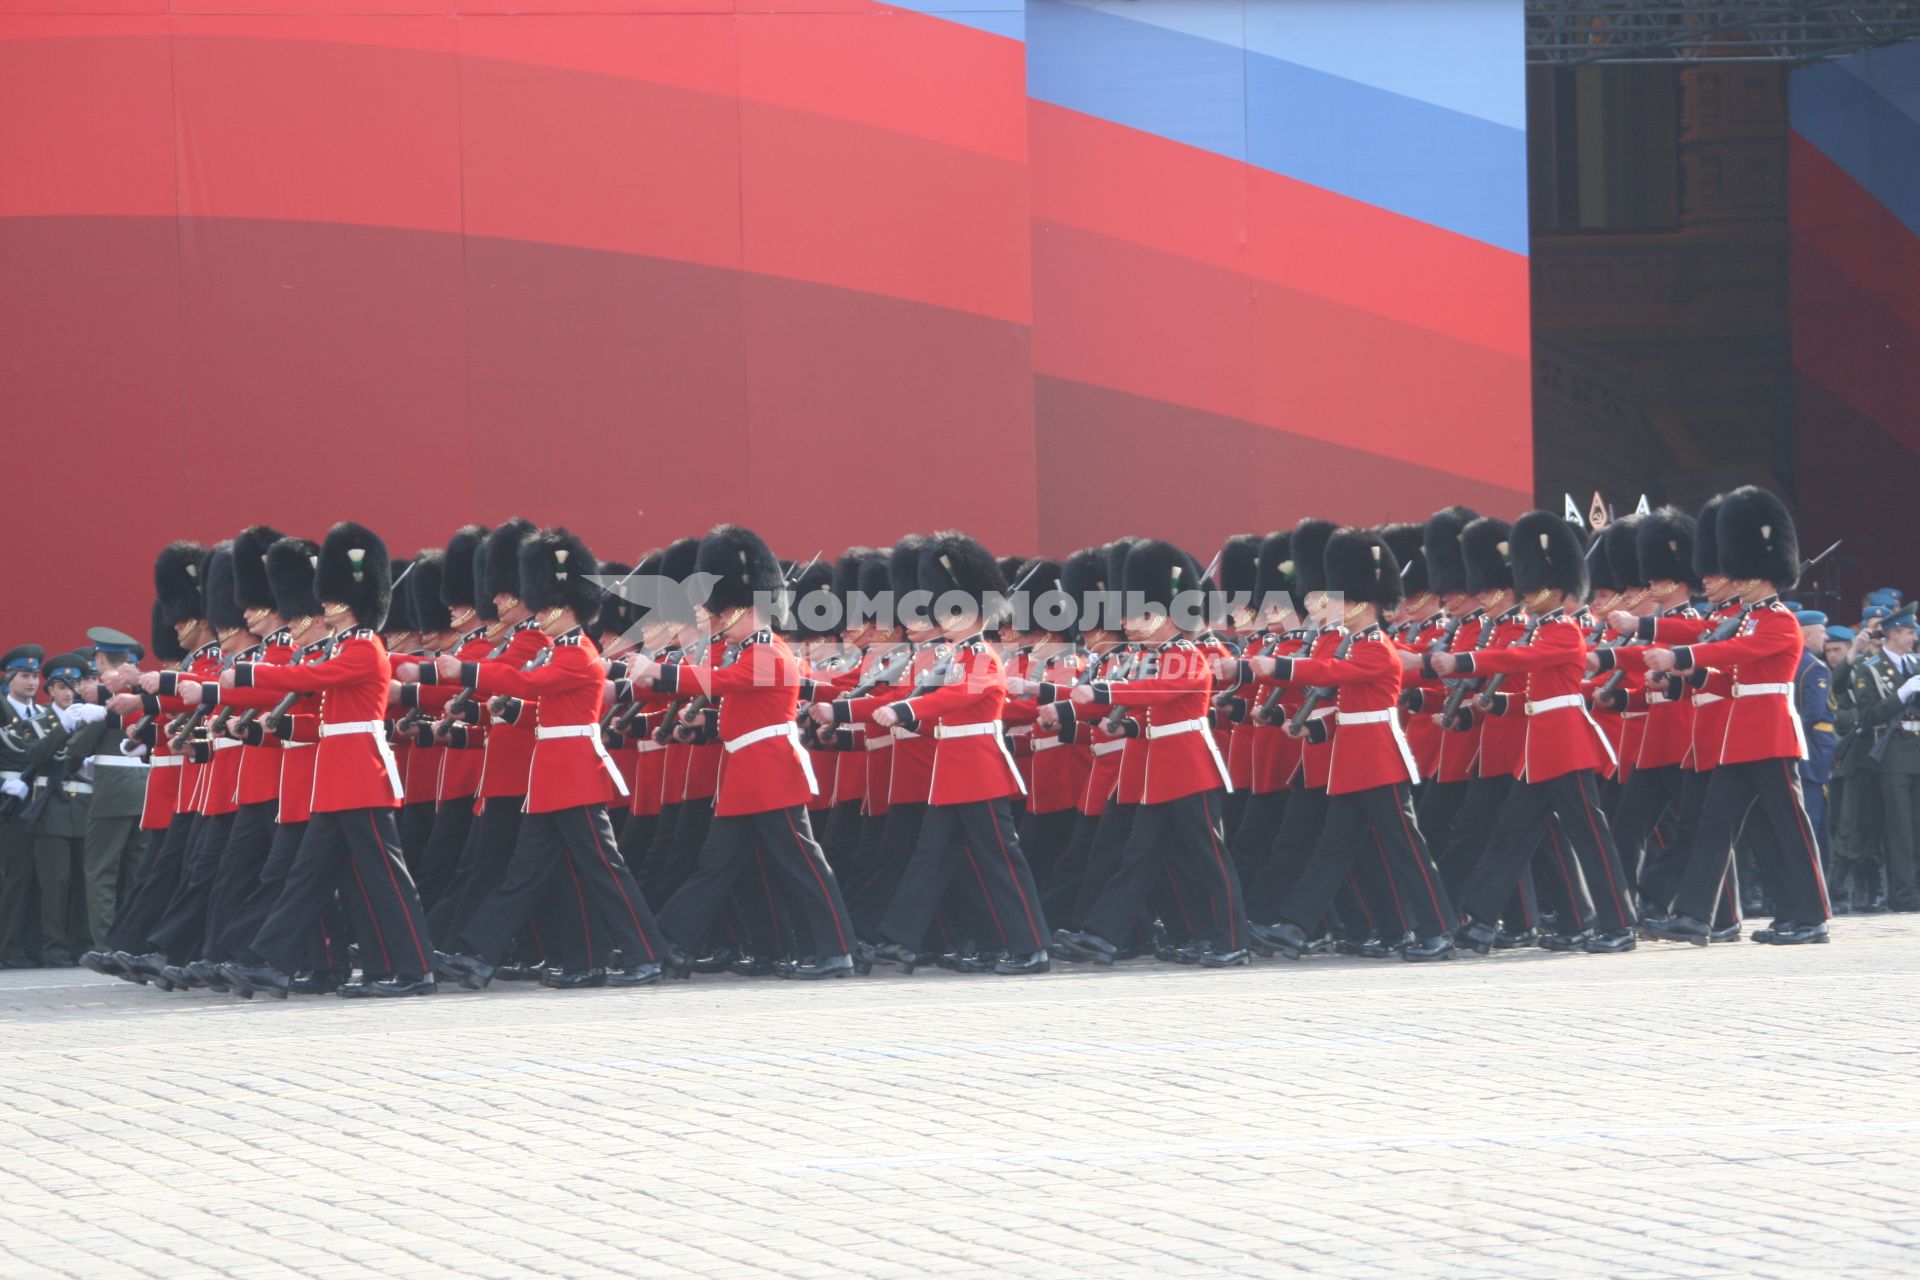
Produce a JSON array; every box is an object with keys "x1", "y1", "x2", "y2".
[
  {"x1": 1, "y1": 778, "x2": 27, "y2": 800},
  {"x1": 1899, "y1": 674, "x2": 1920, "y2": 702},
  {"x1": 67, "y1": 703, "x2": 109, "y2": 725},
  {"x1": 119, "y1": 739, "x2": 149, "y2": 759}
]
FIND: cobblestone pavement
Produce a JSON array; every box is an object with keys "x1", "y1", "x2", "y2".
[{"x1": 5, "y1": 918, "x2": 1919, "y2": 1280}]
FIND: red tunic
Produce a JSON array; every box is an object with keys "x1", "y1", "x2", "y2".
[
  {"x1": 1671, "y1": 600, "x2": 1808, "y2": 765},
  {"x1": 466, "y1": 629, "x2": 619, "y2": 813},
  {"x1": 659, "y1": 630, "x2": 816, "y2": 817},
  {"x1": 1452, "y1": 612, "x2": 1615, "y2": 784},
  {"x1": 885, "y1": 636, "x2": 1024, "y2": 806},
  {"x1": 1272, "y1": 627, "x2": 1418, "y2": 796},
  {"x1": 232, "y1": 629, "x2": 401, "y2": 812},
  {"x1": 1090, "y1": 638, "x2": 1229, "y2": 804}
]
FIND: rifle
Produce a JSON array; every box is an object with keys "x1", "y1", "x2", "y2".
[
  {"x1": 1470, "y1": 616, "x2": 1546, "y2": 718},
  {"x1": 1098, "y1": 648, "x2": 1150, "y2": 735},
  {"x1": 1441, "y1": 611, "x2": 1512, "y2": 731},
  {"x1": 1257, "y1": 630, "x2": 1319, "y2": 721},
  {"x1": 439, "y1": 623, "x2": 522, "y2": 724},
  {"x1": 1286, "y1": 629, "x2": 1359, "y2": 735}
]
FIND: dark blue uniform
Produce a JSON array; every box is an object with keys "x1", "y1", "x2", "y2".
[{"x1": 1797, "y1": 648, "x2": 1836, "y2": 870}]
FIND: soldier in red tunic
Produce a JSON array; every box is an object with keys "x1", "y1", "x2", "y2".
[
  {"x1": 633, "y1": 525, "x2": 857, "y2": 980},
  {"x1": 858, "y1": 532, "x2": 1050, "y2": 975},
  {"x1": 1399, "y1": 507, "x2": 1480, "y2": 860},
  {"x1": 1434, "y1": 512, "x2": 1638, "y2": 955},
  {"x1": 220, "y1": 522, "x2": 436, "y2": 998},
  {"x1": 1640, "y1": 487, "x2": 1832, "y2": 945},
  {"x1": 433, "y1": 529, "x2": 666, "y2": 990},
  {"x1": 1243, "y1": 529, "x2": 1455, "y2": 963}
]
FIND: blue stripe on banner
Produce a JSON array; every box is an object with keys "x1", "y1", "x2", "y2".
[
  {"x1": 1026, "y1": 0, "x2": 1529, "y2": 252},
  {"x1": 883, "y1": 0, "x2": 1025, "y2": 42},
  {"x1": 1793, "y1": 46, "x2": 1920, "y2": 239}
]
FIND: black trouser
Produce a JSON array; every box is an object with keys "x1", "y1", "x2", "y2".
[
  {"x1": 1674, "y1": 759, "x2": 1831, "y2": 924},
  {"x1": 252, "y1": 807, "x2": 433, "y2": 979},
  {"x1": 428, "y1": 797, "x2": 521, "y2": 943},
  {"x1": 880, "y1": 797, "x2": 1049, "y2": 955},
  {"x1": 217, "y1": 820, "x2": 346, "y2": 972},
  {"x1": 198, "y1": 801, "x2": 278, "y2": 961},
  {"x1": 848, "y1": 802, "x2": 925, "y2": 939},
  {"x1": 412, "y1": 798, "x2": 473, "y2": 911},
  {"x1": 1641, "y1": 769, "x2": 1742, "y2": 926},
  {"x1": 1018, "y1": 807, "x2": 1079, "y2": 890},
  {"x1": 645, "y1": 799, "x2": 713, "y2": 904},
  {"x1": 1039, "y1": 811, "x2": 1099, "y2": 927},
  {"x1": 659, "y1": 806, "x2": 853, "y2": 959},
  {"x1": 1461, "y1": 769, "x2": 1635, "y2": 934},
  {"x1": 1246, "y1": 789, "x2": 1327, "y2": 924},
  {"x1": 1229, "y1": 791, "x2": 1288, "y2": 883},
  {"x1": 458, "y1": 803, "x2": 665, "y2": 969},
  {"x1": 107, "y1": 812, "x2": 195, "y2": 953},
  {"x1": 1415, "y1": 780, "x2": 1469, "y2": 864},
  {"x1": 822, "y1": 800, "x2": 865, "y2": 877},
  {"x1": 838, "y1": 808, "x2": 890, "y2": 904},
  {"x1": 1436, "y1": 775, "x2": 1511, "y2": 896},
  {"x1": 1071, "y1": 802, "x2": 1138, "y2": 928},
  {"x1": 1084, "y1": 790, "x2": 1246, "y2": 951},
  {"x1": 1608, "y1": 763, "x2": 1685, "y2": 893},
  {"x1": 1221, "y1": 788, "x2": 1248, "y2": 846},
  {"x1": 398, "y1": 800, "x2": 436, "y2": 877},
  {"x1": 144, "y1": 812, "x2": 235, "y2": 961},
  {"x1": 618, "y1": 811, "x2": 657, "y2": 875},
  {"x1": 1276, "y1": 784, "x2": 1453, "y2": 939}
]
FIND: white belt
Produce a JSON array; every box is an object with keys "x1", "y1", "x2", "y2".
[
  {"x1": 35, "y1": 778, "x2": 93, "y2": 794},
  {"x1": 0, "y1": 771, "x2": 18, "y2": 782},
  {"x1": 1334, "y1": 709, "x2": 1394, "y2": 725},
  {"x1": 722, "y1": 721, "x2": 818, "y2": 796},
  {"x1": 1142, "y1": 717, "x2": 1231, "y2": 793},
  {"x1": 1525, "y1": 694, "x2": 1587, "y2": 716},
  {"x1": 1620, "y1": 711, "x2": 1648, "y2": 720},
  {"x1": 1733, "y1": 682, "x2": 1793, "y2": 698},
  {"x1": 212, "y1": 737, "x2": 242, "y2": 751},
  {"x1": 1308, "y1": 705, "x2": 1336, "y2": 721},
  {"x1": 1692, "y1": 693, "x2": 1723, "y2": 706},
  {"x1": 534, "y1": 723, "x2": 630, "y2": 797},
  {"x1": 1006, "y1": 724, "x2": 1033, "y2": 738},
  {"x1": 864, "y1": 734, "x2": 894, "y2": 752},
  {"x1": 934, "y1": 721, "x2": 1003, "y2": 740},
  {"x1": 93, "y1": 756, "x2": 149, "y2": 769},
  {"x1": 634, "y1": 739, "x2": 667, "y2": 755},
  {"x1": 1033, "y1": 735, "x2": 1064, "y2": 751},
  {"x1": 890, "y1": 726, "x2": 920, "y2": 741},
  {"x1": 150, "y1": 756, "x2": 183, "y2": 769},
  {"x1": 1092, "y1": 739, "x2": 1127, "y2": 757},
  {"x1": 318, "y1": 720, "x2": 405, "y2": 799}
]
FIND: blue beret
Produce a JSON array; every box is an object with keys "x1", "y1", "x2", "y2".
[
  {"x1": 1828, "y1": 625, "x2": 1856, "y2": 641},
  {"x1": 1796, "y1": 610, "x2": 1828, "y2": 626},
  {"x1": 1864, "y1": 606, "x2": 1892, "y2": 621}
]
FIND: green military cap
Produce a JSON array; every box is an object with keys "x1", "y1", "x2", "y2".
[
  {"x1": 86, "y1": 626, "x2": 144, "y2": 662},
  {"x1": 42, "y1": 653, "x2": 88, "y2": 687}
]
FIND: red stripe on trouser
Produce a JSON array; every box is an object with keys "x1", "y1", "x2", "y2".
[
  {"x1": 1161, "y1": 864, "x2": 1197, "y2": 935},
  {"x1": 1391, "y1": 786, "x2": 1451, "y2": 930},
  {"x1": 1198, "y1": 794, "x2": 1242, "y2": 948},
  {"x1": 560, "y1": 826, "x2": 598, "y2": 968},
  {"x1": 1545, "y1": 824, "x2": 1581, "y2": 921},
  {"x1": 1346, "y1": 874, "x2": 1377, "y2": 931},
  {"x1": 959, "y1": 840, "x2": 1011, "y2": 949},
  {"x1": 368, "y1": 814, "x2": 428, "y2": 973},
  {"x1": 346, "y1": 857, "x2": 393, "y2": 974},
  {"x1": 1785, "y1": 761, "x2": 1832, "y2": 917},
  {"x1": 1369, "y1": 833, "x2": 1411, "y2": 932},
  {"x1": 754, "y1": 849, "x2": 780, "y2": 956},
  {"x1": 783, "y1": 810, "x2": 848, "y2": 953},
  {"x1": 586, "y1": 809, "x2": 654, "y2": 961},
  {"x1": 987, "y1": 801, "x2": 1044, "y2": 950},
  {"x1": 1575, "y1": 776, "x2": 1629, "y2": 924}
]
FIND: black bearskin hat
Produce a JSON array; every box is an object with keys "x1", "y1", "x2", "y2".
[
  {"x1": 1378, "y1": 523, "x2": 1427, "y2": 598},
  {"x1": 150, "y1": 598, "x2": 187, "y2": 663},
  {"x1": 1292, "y1": 519, "x2": 1337, "y2": 598},
  {"x1": 202, "y1": 542, "x2": 245, "y2": 635},
  {"x1": 1603, "y1": 516, "x2": 1645, "y2": 593},
  {"x1": 1122, "y1": 539, "x2": 1204, "y2": 622},
  {"x1": 790, "y1": 558, "x2": 837, "y2": 638},
  {"x1": 1013, "y1": 557, "x2": 1066, "y2": 634},
  {"x1": 1104, "y1": 537, "x2": 1140, "y2": 598},
  {"x1": 1585, "y1": 530, "x2": 1615, "y2": 597},
  {"x1": 661, "y1": 536, "x2": 700, "y2": 585},
  {"x1": 385, "y1": 557, "x2": 420, "y2": 634},
  {"x1": 410, "y1": 550, "x2": 453, "y2": 635},
  {"x1": 442, "y1": 525, "x2": 489, "y2": 615},
  {"x1": 1252, "y1": 531, "x2": 1293, "y2": 610},
  {"x1": 698, "y1": 524, "x2": 783, "y2": 616},
  {"x1": 593, "y1": 558, "x2": 637, "y2": 639},
  {"x1": 1423, "y1": 506, "x2": 1477, "y2": 599},
  {"x1": 519, "y1": 527, "x2": 602, "y2": 621},
  {"x1": 856, "y1": 553, "x2": 892, "y2": 610},
  {"x1": 267, "y1": 537, "x2": 322, "y2": 622},
  {"x1": 482, "y1": 517, "x2": 535, "y2": 606},
  {"x1": 920, "y1": 531, "x2": 1007, "y2": 626},
  {"x1": 887, "y1": 535, "x2": 926, "y2": 596},
  {"x1": 154, "y1": 541, "x2": 207, "y2": 626},
  {"x1": 996, "y1": 555, "x2": 1025, "y2": 586},
  {"x1": 315, "y1": 521, "x2": 393, "y2": 629},
  {"x1": 1716, "y1": 485, "x2": 1799, "y2": 589},
  {"x1": 1693, "y1": 494, "x2": 1724, "y2": 582},
  {"x1": 233, "y1": 525, "x2": 289, "y2": 614},
  {"x1": 833, "y1": 548, "x2": 874, "y2": 616},
  {"x1": 1217, "y1": 534, "x2": 1260, "y2": 596},
  {"x1": 1636, "y1": 507, "x2": 1700, "y2": 593},
  {"x1": 1059, "y1": 546, "x2": 1110, "y2": 633},
  {"x1": 1460, "y1": 517, "x2": 1512, "y2": 597},
  {"x1": 1325, "y1": 528, "x2": 1403, "y2": 611},
  {"x1": 1509, "y1": 512, "x2": 1588, "y2": 602}
]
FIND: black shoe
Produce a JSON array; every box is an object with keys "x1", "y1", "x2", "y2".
[
  {"x1": 1053, "y1": 930, "x2": 1119, "y2": 965},
  {"x1": 1402, "y1": 934, "x2": 1455, "y2": 962},
  {"x1": 1584, "y1": 929, "x2": 1637, "y2": 953},
  {"x1": 1539, "y1": 929, "x2": 1594, "y2": 952},
  {"x1": 367, "y1": 974, "x2": 437, "y2": 996},
  {"x1": 691, "y1": 948, "x2": 736, "y2": 975},
  {"x1": 1754, "y1": 920, "x2": 1829, "y2": 946},
  {"x1": 435, "y1": 951, "x2": 496, "y2": 991},
  {"x1": 664, "y1": 945, "x2": 696, "y2": 980},
  {"x1": 851, "y1": 942, "x2": 877, "y2": 976},
  {"x1": 867, "y1": 941, "x2": 929, "y2": 975},
  {"x1": 994, "y1": 950, "x2": 1050, "y2": 975},
  {"x1": 1493, "y1": 926, "x2": 1540, "y2": 950},
  {"x1": 950, "y1": 949, "x2": 1004, "y2": 974},
  {"x1": 786, "y1": 954, "x2": 855, "y2": 980},
  {"x1": 289, "y1": 970, "x2": 343, "y2": 995},
  {"x1": 607, "y1": 963, "x2": 664, "y2": 986},
  {"x1": 222, "y1": 962, "x2": 290, "y2": 999},
  {"x1": 1331, "y1": 937, "x2": 1368, "y2": 956},
  {"x1": 159, "y1": 963, "x2": 199, "y2": 990},
  {"x1": 336, "y1": 973, "x2": 375, "y2": 997},
  {"x1": 493, "y1": 961, "x2": 544, "y2": 982},
  {"x1": 79, "y1": 950, "x2": 122, "y2": 977},
  {"x1": 732, "y1": 954, "x2": 779, "y2": 977},
  {"x1": 1360, "y1": 933, "x2": 1412, "y2": 959},
  {"x1": 541, "y1": 969, "x2": 607, "y2": 989},
  {"x1": 1194, "y1": 946, "x2": 1251, "y2": 968},
  {"x1": 1251, "y1": 921, "x2": 1311, "y2": 960},
  {"x1": 1641, "y1": 913, "x2": 1712, "y2": 945},
  {"x1": 119, "y1": 951, "x2": 169, "y2": 987},
  {"x1": 1709, "y1": 923, "x2": 1743, "y2": 943},
  {"x1": 185, "y1": 959, "x2": 233, "y2": 992},
  {"x1": 1455, "y1": 918, "x2": 1498, "y2": 956},
  {"x1": 1863, "y1": 894, "x2": 1890, "y2": 914}
]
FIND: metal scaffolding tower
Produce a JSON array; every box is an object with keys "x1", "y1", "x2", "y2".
[{"x1": 1527, "y1": 2, "x2": 1920, "y2": 63}]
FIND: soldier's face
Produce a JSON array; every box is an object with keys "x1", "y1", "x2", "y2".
[
  {"x1": 1824, "y1": 640, "x2": 1848, "y2": 666},
  {"x1": 48, "y1": 681, "x2": 74, "y2": 709},
  {"x1": 7, "y1": 672, "x2": 37, "y2": 700}
]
